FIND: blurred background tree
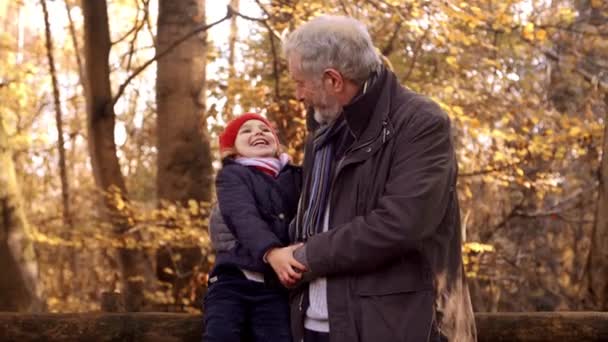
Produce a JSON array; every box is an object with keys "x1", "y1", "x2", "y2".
[{"x1": 0, "y1": 0, "x2": 606, "y2": 313}]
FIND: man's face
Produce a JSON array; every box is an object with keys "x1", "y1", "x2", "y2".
[{"x1": 288, "y1": 55, "x2": 342, "y2": 124}]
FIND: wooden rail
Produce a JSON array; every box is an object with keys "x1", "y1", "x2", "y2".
[{"x1": 0, "y1": 312, "x2": 606, "y2": 341}]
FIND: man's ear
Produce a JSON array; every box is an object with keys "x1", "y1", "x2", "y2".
[{"x1": 323, "y1": 68, "x2": 344, "y2": 92}]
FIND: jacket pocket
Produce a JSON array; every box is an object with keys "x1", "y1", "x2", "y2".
[
  {"x1": 355, "y1": 253, "x2": 433, "y2": 296},
  {"x1": 356, "y1": 290, "x2": 435, "y2": 342}
]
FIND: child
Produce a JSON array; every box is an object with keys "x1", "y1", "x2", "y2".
[{"x1": 203, "y1": 113, "x2": 304, "y2": 342}]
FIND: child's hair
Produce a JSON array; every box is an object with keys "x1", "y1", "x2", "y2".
[{"x1": 219, "y1": 113, "x2": 282, "y2": 159}]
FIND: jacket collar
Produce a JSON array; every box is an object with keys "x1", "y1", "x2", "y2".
[
  {"x1": 304, "y1": 66, "x2": 395, "y2": 144},
  {"x1": 342, "y1": 66, "x2": 391, "y2": 143}
]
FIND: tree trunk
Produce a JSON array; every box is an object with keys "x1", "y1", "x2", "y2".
[
  {"x1": 81, "y1": 0, "x2": 152, "y2": 312},
  {"x1": 0, "y1": 117, "x2": 43, "y2": 312},
  {"x1": 41, "y1": 0, "x2": 71, "y2": 229},
  {"x1": 224, "y1": 0, "x2": 239, "y2": 119},
  {"x1": 587, "y1": 98, "x2": 608, "y2": 309},
  {"x1": 156, "y1": 0, "x2": 212, "y2": 204},
  {"x1": 577, "y1": 0, "x2": 608, "y2": 310},
  {"x1": 155, "y1": 0, "x2": 213, "y2": 304}
]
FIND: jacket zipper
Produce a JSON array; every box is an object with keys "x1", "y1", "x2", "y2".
[
  {"x1": 334, "y1": 119, "x2": 389, "y2": 179},
  {"x1": 326, "y1": 119, "x2": 390, "y2": 226},
  {"x1": 298, "y1": 290, "x2": 304, "y2": 312}
]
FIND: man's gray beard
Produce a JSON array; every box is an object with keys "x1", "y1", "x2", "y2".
[{"x1": 313, "y1": 107, "x2": 341, "y2": 125}]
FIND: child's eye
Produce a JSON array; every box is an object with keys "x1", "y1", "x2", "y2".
[{"x1": 240, "y1": 129, "x2": 251, "y2": 134}]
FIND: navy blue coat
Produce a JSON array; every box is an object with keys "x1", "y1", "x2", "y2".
[{"x1": 214, "y1": 158, "x2": 301, "y2": 273}]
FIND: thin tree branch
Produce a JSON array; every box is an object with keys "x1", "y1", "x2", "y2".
[
  {"x1": 111, "y1": 7, "x2": 233, "y2": 107},
  {"x1": 484, "y1": 201, "x2": 524, "y2": 241},
  {"x1": 403, "y1": 26, "x2": 430, "y2": 82},
  {"x1": 64, "y1": 0, "x2": 86, "y2": 94},
  {"x1": 124, "y1": 0, "x2": 149, "y2": 74},
  {"x1": 539, "y1": 24, "x2": 608, "y2": 38},
  {"x1": 231, "y1": 6, "x2": 282, "y2": 40},
  {"x1": 111, "y1": 0, "x2": 145, "y2": 45},
  {"x1": 145, "y1": 2, "x2": 157, "y2": 46},
  {"x1": 486, "y1": 183, "x2": 597, "y2": 241},
  {"x1": 381, "y1": 21, "x2": 402, "y2": 56},
  {"x1": 41, "y1": 0, "x2": 72, "y2": 228},
  {"x1": 0, "y1": 80, "x2": 14, "y2": 88},
  {"x1": 338, "y1": 0, "x2": 351, "y2": 16},
  {"x1": 543, "y1": 48, "x2": 608, "y2": 92},
  {"x1": 460, "y1": 165, "x2": 512, "y2": 177},
  {"x1": 253, "y1": 0, "x2": 272, "y2": 18}
]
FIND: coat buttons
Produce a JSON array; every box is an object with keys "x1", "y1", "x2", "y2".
[
  {"x1": 278, "y1": 213, "x2": 285, "y2": 220},
  {"x1": 365, "y1": 147, "x2": 372, "y2": 153}
]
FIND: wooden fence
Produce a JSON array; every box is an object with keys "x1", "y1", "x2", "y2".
[{"x1": 0, "y1": 312, "x2": 607, "y2": 341}]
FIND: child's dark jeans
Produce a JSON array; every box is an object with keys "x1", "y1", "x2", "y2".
[{"x1": 203, "y1": 265, "x2": 291, "y2": 342}]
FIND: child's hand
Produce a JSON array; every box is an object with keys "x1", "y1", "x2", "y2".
[{"x1": 266, "y1": 244, "x2": 307, "y2": 287}]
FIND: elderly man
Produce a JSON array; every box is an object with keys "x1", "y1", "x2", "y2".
[{"x1": 211, "y1": 15, "x2": 476, "y2": 342}]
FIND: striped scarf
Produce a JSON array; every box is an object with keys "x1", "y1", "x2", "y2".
[
  {"x1": 296, "y1": 119, "x2": 347, "y2": 240},
  {"x1": 235, "y1": 153, "x2": 290, "y2": 178},
  {"x1": 293, "y1": 68, "x2": 379, "y2": 241}
]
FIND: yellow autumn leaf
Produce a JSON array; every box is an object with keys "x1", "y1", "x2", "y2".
[
  {"x1": 559, "y1": 273, "x2": 571, "y2": 287},
  {"x1": 535, "y1": 29, "x2": 547, "y2": 41},
  {"x1": 115, "y1": 197, "x2": 126, "y2": 211},
  {"x1": 523, "y1": 23, "x2": 535, "y2": 41},
  {"x1": 188, "y1": 199, "x2": 199, "y2": 216},
  {"x1": 463, "y1": 242, "x2": 495, "y2": 253},
  {"x1": 568, "y1": 126, "x2": 582, "y2": 136},
  {"x1": 558, "y1": 8, "x2": 576, "y2": 23},
  {"x1": 464, "y1": 185, "x2": 473, "y2": 198},
  {"x1": 452, "y1": 105, "x2": 464, "y2": 116}
]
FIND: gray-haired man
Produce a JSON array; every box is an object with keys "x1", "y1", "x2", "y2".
[{"x1": 211, "y1": 15, "x2": 476, "y2": 342}]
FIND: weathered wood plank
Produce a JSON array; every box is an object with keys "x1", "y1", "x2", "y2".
[
  {"x1": 476, "y1": 312, "x2": 608, "y2": 342},
  {"x1": 0, "y1": 313, "x2": 202, "y2": 342},
  {"x1": 0, "y1": 312, "x2": 606, "y2": 341}
]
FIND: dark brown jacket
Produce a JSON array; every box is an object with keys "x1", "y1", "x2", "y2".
[{"x1": 290, "y1": 68, "x2": 477, "y2": 342}]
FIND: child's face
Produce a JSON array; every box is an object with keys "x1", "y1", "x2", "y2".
[{"x1": 234, "y1": 120, "x2": 278, "y2": 158}]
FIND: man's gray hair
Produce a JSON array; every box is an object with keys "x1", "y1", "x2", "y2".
[{"x1": 282, "y1": 15, "x2": 382, "y2": 84}]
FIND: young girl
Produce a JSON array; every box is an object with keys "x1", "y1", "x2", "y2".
[{"x1": 203, "y1": 113, "x2": 304, "y2": 342}]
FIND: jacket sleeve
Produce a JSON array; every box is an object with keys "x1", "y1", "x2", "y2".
[
  {"x1": 216, "y1": 166, "x2": 283, "y2": 263},
  {"x1": 305, "y1": 106, "x2": 455, "y2": 277},
  {"x1": 208, "y1": 204, "x2": 237, "y2": 252}
]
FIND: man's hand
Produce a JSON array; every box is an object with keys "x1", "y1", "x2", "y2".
[{"x1": 266, "y1": 244, "x2": 307, "y2": 287}]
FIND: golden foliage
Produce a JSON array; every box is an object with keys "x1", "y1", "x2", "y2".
[{"x1": 1, "y1": 0, "x2": 606, "y2": 313}]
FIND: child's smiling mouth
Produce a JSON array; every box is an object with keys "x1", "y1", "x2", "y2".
[{"x1": 251, "y1": 138, "x2": 270, "y2": 146}]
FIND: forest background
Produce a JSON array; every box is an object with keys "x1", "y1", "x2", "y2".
[{"x1": 1, "y1": 0, "x2": 607, "y2": 315}]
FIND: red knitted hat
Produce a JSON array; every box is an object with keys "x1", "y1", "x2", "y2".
[{"x1": 219, "y1": 113, "x2": 278, "y2": 155}]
